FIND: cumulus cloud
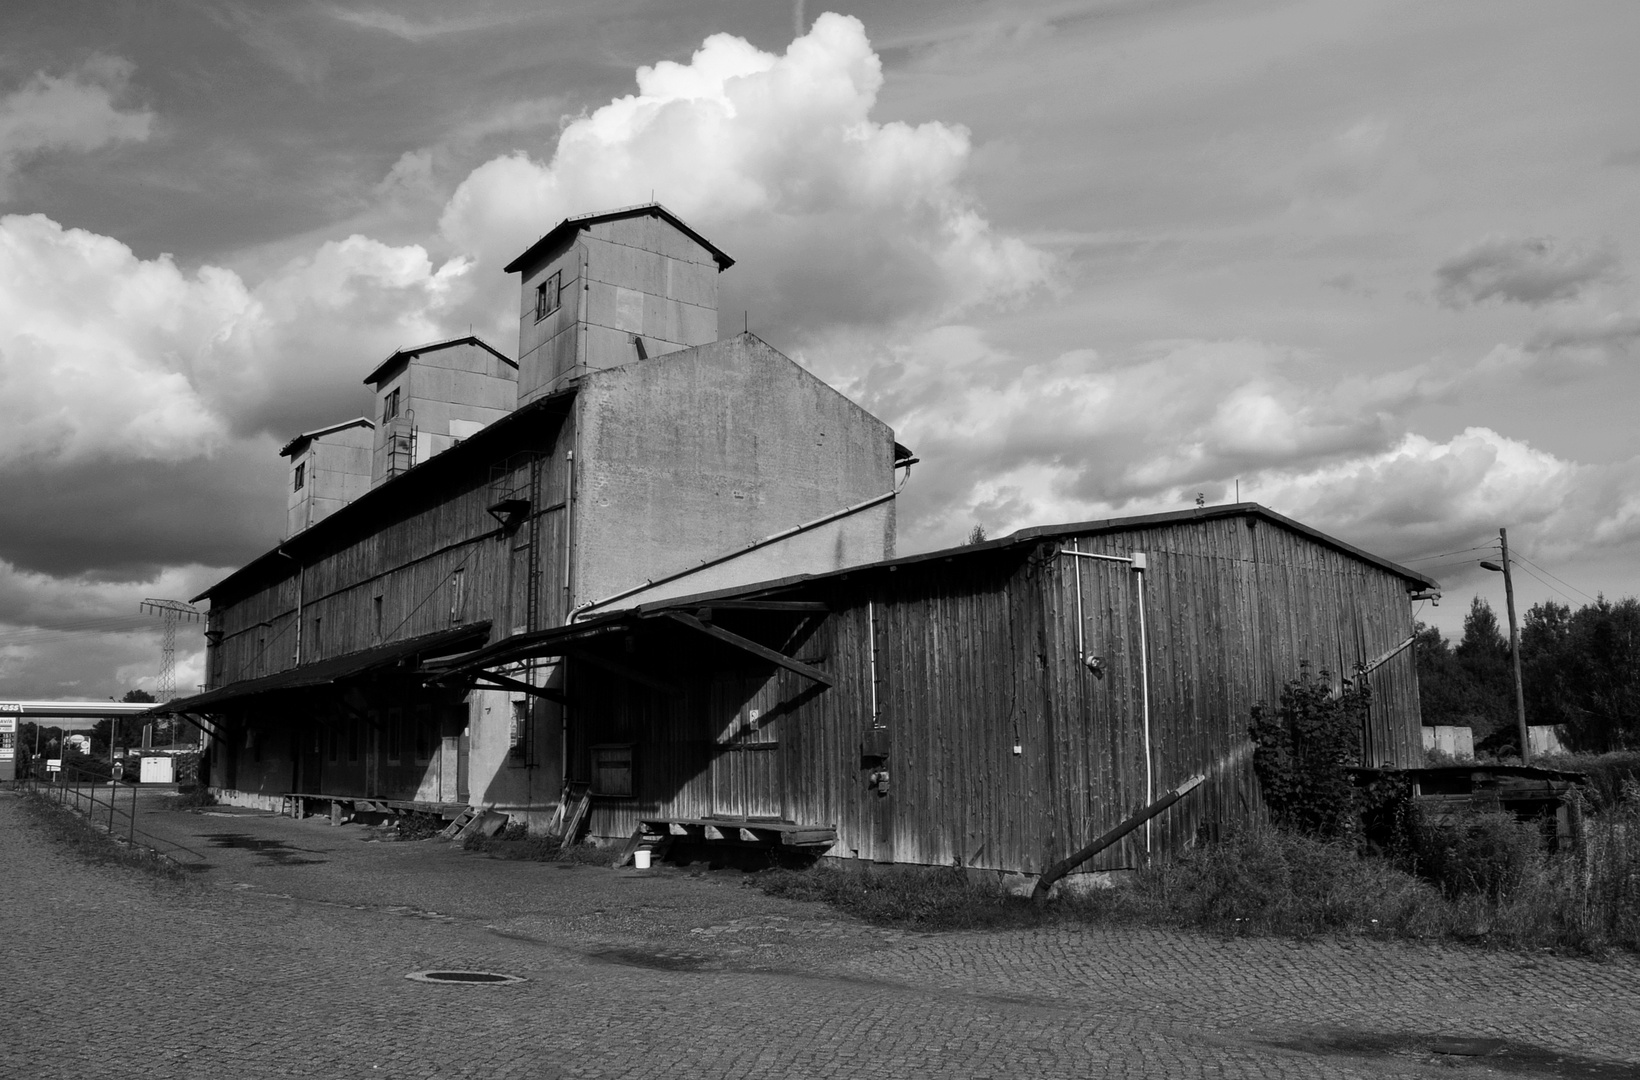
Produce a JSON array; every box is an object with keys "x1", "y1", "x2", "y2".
[
  {"x1": 0, "y1": 214, "x2": 475, "y2": 470},
  {"x1": 1434, "y1": 235, "x2": 1622, "y2": 308},
  {"x1": 0, "y1": 56, "x2": 153, "y2": 194},
  {"x1": 439, "y1": 13, "x2": 1049, "y2": 335},
  {"x1": 855, "y1": 326, "x2": 1452, "y2": 548}
]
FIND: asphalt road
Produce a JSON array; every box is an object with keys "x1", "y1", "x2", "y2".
[{"x1": 3, "y1": 788, "x2": 1638, "y2": 1079}]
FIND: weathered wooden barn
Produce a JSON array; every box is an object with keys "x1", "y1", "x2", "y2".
[{"x1": 430, "y1": 505, "x2": 1438, "y2": 874}]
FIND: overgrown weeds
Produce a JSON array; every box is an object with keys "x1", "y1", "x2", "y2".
[
  {"x1": 17, "y1": 790, "x2": 187, "y2": 883},
  {"x1": 750, "y1": 810, "x2": 1640, "y2": 955},
  {"x1": 461, "y1": 823, "x2": 619, "y2": 865}
]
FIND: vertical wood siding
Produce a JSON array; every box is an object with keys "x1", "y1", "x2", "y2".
[{"x1": 576, "y1": 513, "x2": 1425, "y2": 876}]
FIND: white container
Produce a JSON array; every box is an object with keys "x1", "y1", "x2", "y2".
[
  {"x1": 633, "y1": 849, "x2": 652, "y2": 869},
  {"x1": 139, "y1": 756, "x2": 175, "y2": 784}
]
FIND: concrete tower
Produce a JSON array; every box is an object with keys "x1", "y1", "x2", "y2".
[{"x1": 504, "y1": 204, "x2": 733, "y2": 405}]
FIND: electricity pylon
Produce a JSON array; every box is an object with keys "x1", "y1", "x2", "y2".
[{"x1": 140, "y1": 599, "x2": 203, "y2": 702}]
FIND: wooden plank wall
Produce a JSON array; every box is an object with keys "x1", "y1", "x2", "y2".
[
  {"x1": 208, "y1": 418, "x2": 573, "y2": 687},
  {"x1": 569, "y1": 512, "x2": 1424, "y2": 875}
]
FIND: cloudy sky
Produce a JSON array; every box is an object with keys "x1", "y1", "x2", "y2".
[{"x1": 1, "y1": 0, "x2": 1636, "y2": 700}]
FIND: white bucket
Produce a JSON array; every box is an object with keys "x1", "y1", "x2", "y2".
[{"x1": 633, "y1": 850, "x2": 652, "y2": 870}]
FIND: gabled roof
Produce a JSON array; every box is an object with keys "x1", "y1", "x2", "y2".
[
  {"x1": 502, "y1": 202, "x2": 735, "y2": 275},
  {"x1": 279, "y1": 417, "x2": 375, "y2": 459},
  {"x1": 596, "y1": 503, "x2": 1439, "y2": 613},
  {"x1": 363, "y1": 335, "x2": 516, "y2": 388}
]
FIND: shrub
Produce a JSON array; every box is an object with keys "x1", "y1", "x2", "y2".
[{"x1": 1249, "y1": 665, "x2": 1371, "y2": 837}]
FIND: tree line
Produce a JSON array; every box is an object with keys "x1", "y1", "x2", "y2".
[{"x1": 1416, "y1": 595, "x2": 1640, "y2": 754}]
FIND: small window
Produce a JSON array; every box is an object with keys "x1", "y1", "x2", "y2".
[
  {"x1": 508, "y1": 700, "x2": 529, "y2": 764},
  {"x1": 448, "y1": 568, "x2": 465, "y2": 625},
  {"x1": 589, "y1": 744, "x2": 634, "y2": 797},
  {"x1": 373, "y1": 596, "x2": 384, "y2": 640},
  {"x1": 534, "y1": 271, "x2": 561, "y2": 321},
  {"x1": 310, "y1": 617, "x2": 321, "y2": 660},
  {"x1": 293, "y1": 462, "x2": 305, "y2": 491},
  {"x1": 383, "y1": 387, "x2": 401, "y2": 422}
]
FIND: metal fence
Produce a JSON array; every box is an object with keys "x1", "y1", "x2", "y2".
[{"x1": 18, "y1": 764, "x2": 207, "y2": 866}]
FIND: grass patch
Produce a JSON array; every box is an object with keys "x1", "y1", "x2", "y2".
[
  {"x1": 756, "y1": 864, "x2": 1050, "y2": 931},
  {"x1": 461, "y1": 823, "x2": 620, "y2": 865},
  {"x1": 751, "y1": 809, "x2": 1640, "y2": 955},
  {"x1": 17, "y1": 790, "x2": 187, "y2": 883}
]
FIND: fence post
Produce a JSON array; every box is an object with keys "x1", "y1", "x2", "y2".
[
  {"x1": 108, "y1": 776, "x2": 116, "y2": 832},
  {"x1": 129, "y1": 780, "x2": 137, "y2": 846}
]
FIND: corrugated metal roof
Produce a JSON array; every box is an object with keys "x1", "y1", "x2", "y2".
[
  {"x1": 149, "y1": 622, "x2": 491, "y2": 715},
  {"x1": 278, "y1": 416, "x2": 375, "y2": 459},
  {"x1": 585, "y1": 502, "x2": 1441, "y2": 615},
  {"x1": 362, "y1": 334, "x2": 515, "y2": 388},
  {"x1": 502, "y1": 203, "x2": 735, "y2": 275}
]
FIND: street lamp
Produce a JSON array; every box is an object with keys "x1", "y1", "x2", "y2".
[{"x1": 1480, "y1": 527, "x2": 1531, "y2": 765}]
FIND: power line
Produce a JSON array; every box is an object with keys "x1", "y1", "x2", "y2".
[
  {"x1": 1510, "y1": 561, "x2": 1580, "y2": 607},
  {"x1": 1404, "y1": 543, "x2": 1497, "y2": 564},
  {"x1": 1512, "y1": 552, "x2": 1599, "y2": 605}
]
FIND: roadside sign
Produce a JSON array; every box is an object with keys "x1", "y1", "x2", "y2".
[
  {"x1": 0, "y1": 703, "x2": 20, "y2": 714},
  {"x1": 46, "y1": 758, "x2": 61, "y2": 772}
]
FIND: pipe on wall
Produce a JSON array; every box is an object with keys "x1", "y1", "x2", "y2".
[{"x1": 1057, "y1": 546, "x2": 1153, "y2": 857}]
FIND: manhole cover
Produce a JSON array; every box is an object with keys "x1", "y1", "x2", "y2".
[{"x1": 405, "y1": 970, "x2": 525, "y2": 985}]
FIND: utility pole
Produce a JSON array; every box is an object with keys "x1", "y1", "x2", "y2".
[
  {"x1": 1481, "y1": 530, "x2": 1532, "y2": 764},
  {"x1": 1499, "y1": 529, "x2": 1530, "y2": 764}
]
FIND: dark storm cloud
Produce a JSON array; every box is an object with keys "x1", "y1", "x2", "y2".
[
  {"x1": 1434, "y1": 235, "x2": 1621, "y2": 308},
  {"x1": 0, "y1": 445, "x2": 285, "y2": 580}
]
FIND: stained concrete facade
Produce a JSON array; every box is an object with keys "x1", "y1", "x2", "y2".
[
  {"x1": 570, "y1": 333, "x2": 896, "y2": 610},
  {"x1": 281, "y1": 419, "x2": 374, "y2": 538},
  {"x1": 365, "y1": 337, "x2": 518, "y2": 487},
  {"x1": 510, "y1": 208, "x2": 728, "y2": 406}
]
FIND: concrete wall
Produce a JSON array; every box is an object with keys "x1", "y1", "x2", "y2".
[
  {"x1": 570, "y1": 333, "x2": 897, "y2": 608},
  {"x1": 286, "y1": 425, "x2": 374, "y2": 538},
  {"x1": 370, "y1": 341, "x2": 517, "y2": 486},
  {"x1": 1423, "y1": 725, "x2": 1476, "y2": 761},
  {"x1": 587, "y1": 503, "x2": 896, "y2": 612},
  {"x1": 515, "y1": 215, "x2": 721, "y2": 405}
]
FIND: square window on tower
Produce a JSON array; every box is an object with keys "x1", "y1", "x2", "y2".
[
  {"x1": 382, "y1": 387, "x2": 400, "y2": 422},
  {"x1": 535, "y1": 271, "x2": 561, "y2": 321},
  {"x1": 292, "y1": 462, "x2": 305, "y2": 491}
]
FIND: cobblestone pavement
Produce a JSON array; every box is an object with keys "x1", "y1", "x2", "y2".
[{"x1": 4, "y1": 788, "x2": 1639, "y2": 1080}]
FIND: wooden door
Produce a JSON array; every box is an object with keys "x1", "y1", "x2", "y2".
[{"x1": 710, "y1": 671, "x2": 784, "y2": 821}]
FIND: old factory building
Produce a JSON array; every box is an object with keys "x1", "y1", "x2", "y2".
[{"x1": 158, "y1": 204, "x2": 1438, "y2": 879}]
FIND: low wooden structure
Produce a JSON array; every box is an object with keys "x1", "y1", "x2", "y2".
[{"x1": 441, "y1": 504, "x2": 1438, "y2": 876}]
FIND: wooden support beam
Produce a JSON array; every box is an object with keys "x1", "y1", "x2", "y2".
[
  {"x1": 661, "y1": 612, "x2": 834, "y2": 687},
  {"x1": 468, "y1": 670, "x2": 568, "y2": 705},
  {"x1": 1032, "y1": 774, "x2": 1205, "y2": 904}
]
